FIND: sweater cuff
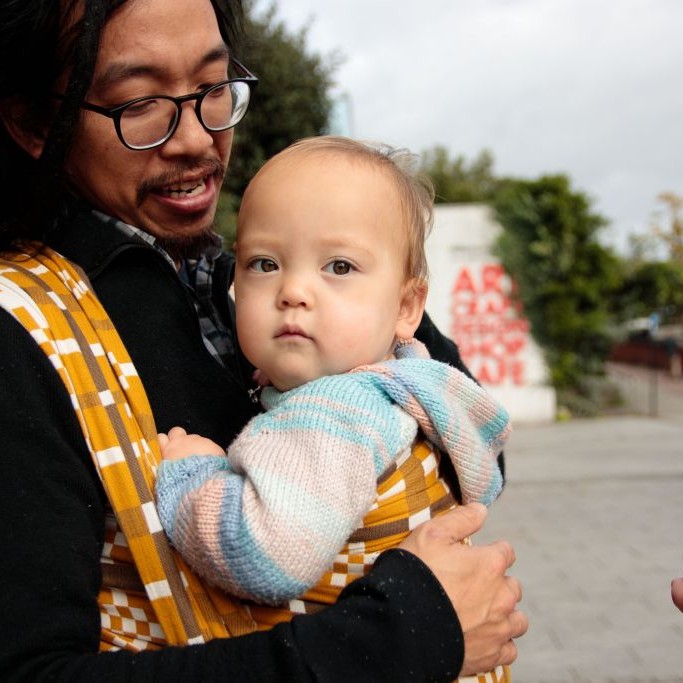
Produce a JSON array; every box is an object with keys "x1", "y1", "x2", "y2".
[{"x1": 155, "y1": 455, "x2": 227, "y2": 538}]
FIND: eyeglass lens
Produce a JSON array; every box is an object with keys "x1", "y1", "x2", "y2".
[{"x1": 119, "y1": 81, "x2": 251, "y2": 149}]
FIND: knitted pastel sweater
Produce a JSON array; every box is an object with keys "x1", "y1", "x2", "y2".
[{"x1": 156, "y1": 341, "x2": 510, "y2": 604}]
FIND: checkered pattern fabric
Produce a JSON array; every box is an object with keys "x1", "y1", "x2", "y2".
[
  {"x1": 0, "y1": 247, "x2": 257, "y2": 649},
  {"x1": 460, "y1": 669, "x2": 510, "y2": 683},
  {"x1": 247, "y1": 439, "x2": 510, "y2": 683},
  {"x1": 246, "y1": 440, "x2": 452, "y2": 624}
]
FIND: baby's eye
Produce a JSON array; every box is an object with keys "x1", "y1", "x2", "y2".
[
  {"x1": 249, "y1": 258, "x2": 278, "y2": 273},
  {"x1": 323, "y1": 260, "x2": 354, "y2": 276}
]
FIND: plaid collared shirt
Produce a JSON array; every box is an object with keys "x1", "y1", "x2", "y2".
[{"x1": 94, "y1": 211, "x2": 233, "y2": 366}]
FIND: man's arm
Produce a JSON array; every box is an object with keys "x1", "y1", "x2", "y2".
[
  {"x1": 0, "y1": 311, "x2": 525, "y2": 680},
  {"x1": 0, "y1": 312, "x2": 497, "y2": 681},
  {"x1": 400, "y1": 503, "x2": 527, "y2": 675}
]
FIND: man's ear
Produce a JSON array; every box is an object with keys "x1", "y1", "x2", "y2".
[
  {"x1": 395, "y1": 278, "x2": 428, "y2": 340},
  {"x1": 0, "y1": 97, "x2": 48, "y2": 160}
]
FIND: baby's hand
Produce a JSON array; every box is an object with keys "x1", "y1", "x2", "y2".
[{"x1": 158, "y1": 426, "x2": 225, "y2": 461}]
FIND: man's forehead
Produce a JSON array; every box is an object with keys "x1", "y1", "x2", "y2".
[
  {"x1": 93, "y1": 44, "x2": 230, "y2": 90},
  {"x1": 90, "y1": 0, "x2": 228, "y2": 88}
]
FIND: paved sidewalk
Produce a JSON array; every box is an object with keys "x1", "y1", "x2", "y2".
[{"x1": 476, "y1": 416, "x2": 683, "y2": 683}]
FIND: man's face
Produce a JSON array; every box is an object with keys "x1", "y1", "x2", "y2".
[{"x1": 64, "y1": 0, "x2": 234, "y2": 245}]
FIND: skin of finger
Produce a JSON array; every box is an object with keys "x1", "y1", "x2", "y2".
[
  {"x1": 398, "y1": 503, "x2": 487, "y2": 556},
  {"x1": 398, "y1": 507, "x2": 520, "y2": 615},
  {"x1": 502, "y1": 575, "x2": 523, "y2": 612},
  {"x1": 671, "y1": 578, "x2": 683, "y2": 612},
  {"x1": 461, "y1": 638, "x2": 518, "y2": 677},
  {"x1": 160, "y1": 440, "x2": 186, "y2": 461},
  {"x1": 399, "y1": 539, "x2": 515, "y2": 612},
  {"x1": 161, "y1": 439, "x2": 198, "y2": 461},
  {"x1": 509, "y1": 608, "x2": 529, "y2": 639},
  {"x1": 163, "y1": 434, "x2": 226, "y2": 461},
  {"x1": 460, "y1": 611, "x2": 519, "y2": 675},
  {"x1": 432, "y1": 543, "x2": 523, "y2": 673},
  {"x1": 460, "y1": 604, "x2": 527, "y2": 675}
]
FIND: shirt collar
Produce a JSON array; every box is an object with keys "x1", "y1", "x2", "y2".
[{"x1": 91, "y1": 209, "x2": 224, "y2": 275}]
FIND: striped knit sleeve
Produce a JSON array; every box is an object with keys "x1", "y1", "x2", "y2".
[
  {"x1": 155, "y1": 374, "x2": 417, "y2": 604},
  {"x1": 353, "y1": 351, "x2": 511, "y2": 506}
]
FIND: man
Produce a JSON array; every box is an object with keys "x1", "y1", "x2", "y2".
[{"x1": 0, "y1": 0, "x2": 527, "y2": 680}]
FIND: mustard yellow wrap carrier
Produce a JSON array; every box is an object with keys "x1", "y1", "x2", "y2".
[{"x1": 0, "y1": 247, "x2": 509, "y2": 682}]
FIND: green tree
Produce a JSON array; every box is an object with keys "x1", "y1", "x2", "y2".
[
  {"x1": 628, "y1": 191, "x2": 683, "y2": 264},
  {"x1": 614, "y1": 260, "x2": 683, "y2": 323},
  {"x1": 217, "y1": 1, "x2": 339, "y2": 241},
  {"x1": 420, "y1": 146, "x2": 500, "y2": 203},
  {"x1": 492, "y1": 175, "x2": 622, "y2": 391},
  {"x1": 651, "y1": 191, "x2": 683, "y2": 263}
]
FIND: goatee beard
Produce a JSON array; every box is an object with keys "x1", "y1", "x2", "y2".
[{"x1": 155, "y1": 225, "x2": 221, "y2": 262}]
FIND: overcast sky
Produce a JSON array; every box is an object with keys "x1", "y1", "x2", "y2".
[{"x1": 252, "y1": 0, "x2": 683, "y2": 253}]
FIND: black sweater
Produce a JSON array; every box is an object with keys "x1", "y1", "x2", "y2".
[{"x1": 0, "y1": 210, "x2": 473, "y2": 681}]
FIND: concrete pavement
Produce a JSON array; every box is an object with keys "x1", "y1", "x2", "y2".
[{"x1": 476, "y1": 415, "x2": 683, "y2": 683}]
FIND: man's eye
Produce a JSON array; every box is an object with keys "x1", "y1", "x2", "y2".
[
  {"x1": 324, "y1": 260, "x2": 353, "y2": 275},
  {"x1": 249, "y1": 258, "x2": 278, "y2": 273},
  {"x1": 121, "y1": 98, "x2": 159, "y2": 118},
  {"x1": 206, "y1": 83, "x2": 228, "y2": 99}
]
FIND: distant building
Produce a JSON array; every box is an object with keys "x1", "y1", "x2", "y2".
[
  {"x1": 426, "y1": 204, "x2": 557, "y2": 424},
  {"x1": 326, "y1": 92, "x2": 353, "y2": 137}
]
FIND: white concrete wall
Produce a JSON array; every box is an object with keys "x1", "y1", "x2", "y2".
[{"x1": 426, "y1": 204, "x2": 557, "y2": 424}]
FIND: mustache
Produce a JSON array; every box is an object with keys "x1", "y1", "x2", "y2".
[{"x1": 136, "y1": 159, "x2": 225, "y2": 206}]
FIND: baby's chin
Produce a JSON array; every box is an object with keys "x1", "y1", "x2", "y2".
[
  {"x1": 271, "y1": 369, "x2": 328, "y2": 392},
  {"x1": 269, "y1": 360, "x2": 364, "y2": 392},
  {"x1": 272, "y1": 376, "x2": 314, "y2": 392}
]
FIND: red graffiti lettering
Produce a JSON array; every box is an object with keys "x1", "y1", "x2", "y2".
[
  {"x1": 452, "y1": 268, "x2": 476, "y2": 293},
  {"x1": 450, "y1": 263, "x2": 533, "y2": 387}
]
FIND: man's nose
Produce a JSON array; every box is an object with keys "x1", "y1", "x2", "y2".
[{"x1": 159, "y1": 104, "x2": 217, "y2": 157}]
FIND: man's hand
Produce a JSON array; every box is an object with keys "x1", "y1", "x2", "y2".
[
  {"x1": 672, "y1": 577, "x2": 683, "y2": 613},
  {"x1": 157, "y1": 426, "x2": 225, "y2": 461},
  {"x1": 399, "y1": 503, "x2": 528, "y2": 676}
]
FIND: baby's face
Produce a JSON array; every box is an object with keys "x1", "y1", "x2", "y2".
[{"x1": 234, "y1": 152, "x2": 423, "y2": 391}]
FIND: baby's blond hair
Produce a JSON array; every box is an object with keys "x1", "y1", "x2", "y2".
[{"x1": 264, "y1": 135, "x2": 435, "y2": 283}]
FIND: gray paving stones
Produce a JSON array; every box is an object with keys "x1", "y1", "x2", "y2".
[{"x1": 476, "y1": 416, "x2": 683, "y2": 683}]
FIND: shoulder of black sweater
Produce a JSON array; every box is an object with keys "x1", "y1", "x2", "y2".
[
  {"x1": 46, "y1": 208, "x2": 258, "y2": 444},
  {"x1": 415, "y1": 311, "x2": 473, "y2": 378}
]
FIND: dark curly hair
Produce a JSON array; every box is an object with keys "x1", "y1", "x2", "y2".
[{"x1": 0, "y1": 0, "x2": 244, "y2": 251}]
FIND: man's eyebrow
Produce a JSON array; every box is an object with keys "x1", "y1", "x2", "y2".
[{"x1": 94, "y1": 44, "x2": 231, "y2": 90}]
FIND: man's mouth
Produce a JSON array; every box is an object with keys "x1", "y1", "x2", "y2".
[
  {"x1": 138, "y1": 159, "x2": 224, "y2": 206},
  {"x1": 159, "y1": 177, "x2": 207, "y2": 199}
]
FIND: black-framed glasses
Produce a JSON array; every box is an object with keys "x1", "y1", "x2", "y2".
[{"x1": 54, "y1": 60, "x2": 257, "y2": 151}]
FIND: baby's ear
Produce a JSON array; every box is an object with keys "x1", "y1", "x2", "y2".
[
  {"x1": 395, "y1": 278, "x2": 428, "y2": 340},
  {"x1": 0, "y1": 97, "x2": 48, "y2": 160}
]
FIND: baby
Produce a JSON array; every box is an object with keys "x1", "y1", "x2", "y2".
[{"x1": 156, "y1": 136, "x2": 511, "y2": 682}]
